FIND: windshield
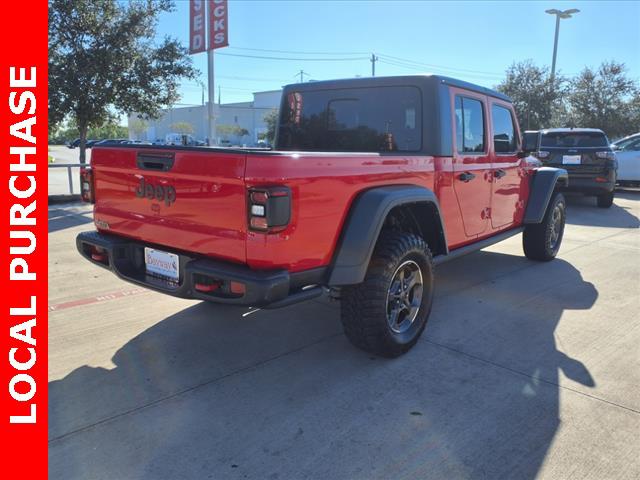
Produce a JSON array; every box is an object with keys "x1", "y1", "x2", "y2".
[
  {"x1": 277, "y1": 86, "x2": 422, "y2": 152},
  {"x1": 540, "y1": 131, "x2": 608, "y2": 148}
]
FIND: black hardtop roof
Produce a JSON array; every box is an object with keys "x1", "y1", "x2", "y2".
[{"x1": 282, "y1": 74, "x2": 511, "y2": 102}]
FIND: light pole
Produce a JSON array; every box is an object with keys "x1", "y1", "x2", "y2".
[{"x1": 545, "y1": 8, "x2": 579, "y2": 80}]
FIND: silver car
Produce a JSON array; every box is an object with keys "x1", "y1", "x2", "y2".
[{"x1": 612, "y1": 133, "x2": 640, "y2": 186}]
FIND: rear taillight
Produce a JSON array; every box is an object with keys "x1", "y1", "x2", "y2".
[
  {"x1": 248, "y1": 186, "x2": 291, "y2": 233},
  {"x1": 89, "y1": 245, "x2": 108, "y2": 265},
  {"x1": 595, "y1": 151, "x2": 616, "y2": 161},
  {"x1": 80, "y1": 166, "x2": 94, "y2": 203}
]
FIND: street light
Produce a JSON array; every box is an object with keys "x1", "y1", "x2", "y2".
[{"x1": 545, "y1": 8, "x2": 579, "y2": 80}]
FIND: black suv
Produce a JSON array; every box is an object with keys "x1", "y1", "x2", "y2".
[{"x1": 523, "y1": 128, "x2": 617, "y2": 208}]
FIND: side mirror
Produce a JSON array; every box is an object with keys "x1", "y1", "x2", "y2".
[{"x1": 521, "y1": 131, "x2": 539, "y2": 153}]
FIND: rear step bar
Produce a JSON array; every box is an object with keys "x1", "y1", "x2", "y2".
[
  {"x1": 264, "y1": 286, "x2": 326, "y2": 309},
  {"x1": 434, "y1": 227, "x2": 524, "y2": 266}
]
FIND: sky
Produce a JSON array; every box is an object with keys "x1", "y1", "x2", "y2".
[{"x1": 156, "y1": 0, "x2": 640, "y2": 106}]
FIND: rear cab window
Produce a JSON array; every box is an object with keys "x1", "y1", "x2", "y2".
[
  {"x1": 541, "y1": 131, "x2": 609, "y2": 148},
  {"x1": 277, "y1": 86, "x2": 422, "y2": 152}
]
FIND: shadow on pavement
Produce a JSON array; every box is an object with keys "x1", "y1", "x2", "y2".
[
  {"x1": 565, "y1": 192, "x2": 639, "y2": 229},
  {"x1": 48, "y1": 207, "x2": 93, "y2": 233},
  {"x1": 49, "y1": 254, "x2": 597, "y2": 479}
]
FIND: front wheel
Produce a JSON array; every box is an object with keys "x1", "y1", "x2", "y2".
[
  {"x1": 523, "y1": 193, "x2": 566, "y2": 261},
  {"x1": 597, "y1": 191, "x2": 614, "y2": 208},
  {"x1": 340, "y1": 232, "x2": 434, "y2": 358}
]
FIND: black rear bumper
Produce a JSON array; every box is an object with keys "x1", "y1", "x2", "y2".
[
  {"x1": 76, "y1": 231, "x2": 325, "y2": 308},
  {"x1": 550, "y1": 162, "x2": 617, "y2": 195},
  {"x1": 562, "y1": 170, "x2": 616, "y2": 195}
]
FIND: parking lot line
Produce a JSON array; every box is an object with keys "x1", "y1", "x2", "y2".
[{"x1": 48, "y1": 287, "x2": 148, "y2": 312}]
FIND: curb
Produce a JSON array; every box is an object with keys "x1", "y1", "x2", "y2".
[{"x1": 49, "y1": 194, "x2": 81, "y2": 204}]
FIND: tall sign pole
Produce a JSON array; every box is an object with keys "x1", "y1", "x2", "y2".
[
  {"x1": 207, "y1": 0, "x2": 229, "y2": 146},
  {"x1": 207, "y1": 31, "x2": 216, "y2": 145},
  {"x1": 190, "y1": 0, "x2": 228, "y2": 146}
]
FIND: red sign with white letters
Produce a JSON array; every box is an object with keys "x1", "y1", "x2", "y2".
[
  {"x1": 1, "y1": 0, "x2": 48, "y2": 477},
  {"x1": 189, "y1": 0, "x2": 206, "y2": 54},
  {"x1": 208, "y1": 0, "x2": 229, "y2": 50}
]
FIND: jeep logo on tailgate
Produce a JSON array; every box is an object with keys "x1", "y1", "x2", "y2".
[{"x1": 135, "y1": 177, "x2": 176, "y2": 206}]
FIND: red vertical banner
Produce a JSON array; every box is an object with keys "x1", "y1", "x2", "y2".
[
  {"x1": 208, "y1": 0, "x2": 229, "y2": 50},
  {"x1": 189, "y1": 0, "x2": 206, "y2": 54},
  {"x1": 0, "y1": 0, "x2": 48, "y2": 478}
]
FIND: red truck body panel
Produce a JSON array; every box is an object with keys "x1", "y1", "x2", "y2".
[
  {"x1": 244, "y1": 152, "x2": 437, "y2": 271},
  {"x1": 92, "y1": 147, "x2": 248, "y2": 264}
]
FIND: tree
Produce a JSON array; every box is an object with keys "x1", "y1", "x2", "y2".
[
  {"x1": 629, "y1": 91, "x2": 640, "y2": 132},
  {"x1": 88, "y1": 123, "x2": 128, "y2": 140},
  {"x1": 170, "y1": 122, "x2": 194, "y2": 135},
  {"x1": 263, "y1": 109, "x2": 279, "y2": 144},
  {"x1": 49, "y1": 0, "x2": 198, "y2": 163},
  {"x1": 496, "y1": 60, "x2": 565, "y2": 130},
  {"x1": 48, "y1": 118, "x2": 128, "y2": 144},
  {"x1": 217, "y1": 124, "x2": 249, "y2": 141},
  {"x1": 566, "y1": 61, "x2": 639, "y2": 139},
  {"x1": 129, "y1": 118, "x2": 149, "y2": 140}
]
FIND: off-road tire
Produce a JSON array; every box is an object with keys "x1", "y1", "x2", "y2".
[
  {"x1": 340, "y1": 232, "x2": 434, "y2": 358},
  {"x1": 597, "y1": 191, "x2": 614, "y2": 208},
  {"x1": 523, "y1": 192, "x2": 566, "y2": 261}
]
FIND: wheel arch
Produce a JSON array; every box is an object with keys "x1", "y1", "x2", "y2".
[
  {"x1": 523, "y1": 167, "x2": 569, "y2": 224},
  {"x1": 328, "y1": 185, "x2": 447, "y2": 286}
]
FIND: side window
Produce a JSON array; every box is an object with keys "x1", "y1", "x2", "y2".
[
  {"x1": 492, "y1": 105, "x2": 517, "y2": 153},
  {"x1": 628, "y1": 139, "x2": 640, "y2": 151},
  {"x1": 454, "y1": 95, "x2": 485, "y2": 154}
]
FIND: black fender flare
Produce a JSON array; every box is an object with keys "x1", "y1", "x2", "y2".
[
  {"x1": 328, "y1": 185, "x2": 447, "y2": 286},
  {"x1": 524, "y1": 167, "x2": 569, "y2": 224}
]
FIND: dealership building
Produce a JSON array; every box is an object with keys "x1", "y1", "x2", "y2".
[{"x1": 128, "y1": 89, "x2": 282, "y2": 145}]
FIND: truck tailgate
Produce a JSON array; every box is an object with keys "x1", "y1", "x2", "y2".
[{"x1": 91, "y1": 147, "x2": 247, "y2": 264}]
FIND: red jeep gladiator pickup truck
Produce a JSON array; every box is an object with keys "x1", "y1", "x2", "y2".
[{"x1": 77, "y1": 75, "x2": 568, "y2": 357}]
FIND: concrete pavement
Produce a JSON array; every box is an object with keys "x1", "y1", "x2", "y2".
[
  {"x1": 48, "y1": 145, "x2": 91, "y2": 196},
  {"x1": 48, "y1": 191, "x2": 640, "y2": 479}
]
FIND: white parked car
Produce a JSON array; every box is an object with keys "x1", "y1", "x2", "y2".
[
  {"x1": 165, "y1": 133, "x2": 199, "y2": 146},
  {"x1": 612, "y1": 133, "x2": 640, "y2": 186}
]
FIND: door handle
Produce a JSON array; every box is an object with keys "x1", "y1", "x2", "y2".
[
  {"x1": 458, "y1": 172, "x2": 476, "y2": 182},
  {"x1": 494, "y1": 169, "x2": 507, "y2": 179}
]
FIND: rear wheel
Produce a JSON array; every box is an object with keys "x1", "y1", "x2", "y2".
[
  {"x1": 523, "y1": 193, "x2": 566, "y2": 261},
  {"x1": 597, "y1": 191, "x2": 614, "y2": 208},
  {"x1": 340, "y1": 232, "x2": 434, "y2": 358}
]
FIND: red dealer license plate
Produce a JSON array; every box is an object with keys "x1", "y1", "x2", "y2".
[{"x1": 144, "y1": 247, "x2": 179, "y2": 281}]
